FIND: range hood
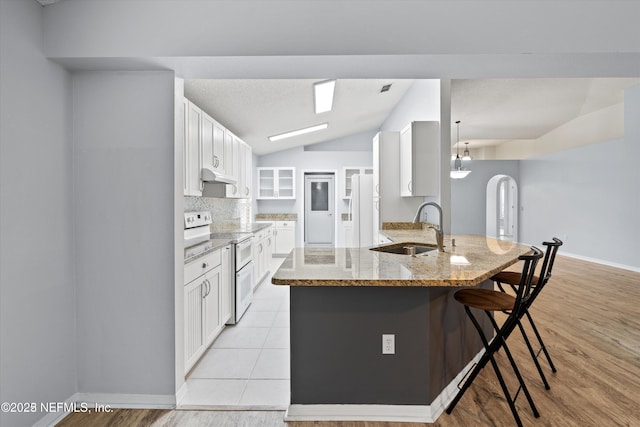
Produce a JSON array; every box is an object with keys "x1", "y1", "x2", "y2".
[{"x1": 201, "y1": 166, "x2": 237, "y2": 185}]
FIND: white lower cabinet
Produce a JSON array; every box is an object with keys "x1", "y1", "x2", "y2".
[
  {"x1": 342, "y1": 220, "x2": 353, "y2": 248},
  {"x1": 220, "y1": 245, "x2": 232, "y2": 325},
  {"x1": 252, "y1": 225, "x2": 273, "y2": 289},
  {"x1": 274, "y1": 221, "x2": 296, "y2": 255},
  {"x1": 184, "y1": 249, "x2": 226, "y2": 375}
]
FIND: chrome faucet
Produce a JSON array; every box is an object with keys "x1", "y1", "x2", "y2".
[{"x1": 413, "y1": 202, "x2": 444, "y2": 252}]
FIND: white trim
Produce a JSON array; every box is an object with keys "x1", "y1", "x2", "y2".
[
  {"x1": 74, "y1": 392, "x2": 176, "y2": 409},
  {"x1": 517, "y1": 241, "x2": 640, "y2": 273},
  {"x1": 33, "y1": 392, "x2": 177, "y2": 426},
  {"x1": 284, "y1": 350, "x2": 484, "y2": 423},
  {"x1": 558, "y1": 251, "x2": 640, "y2": 273},
  {"x1": 175, "y1": 383, "x2": 189, "y2": 406},
  {"x1": 33, "y1": 393, "x2": 82, "y2": 427}
]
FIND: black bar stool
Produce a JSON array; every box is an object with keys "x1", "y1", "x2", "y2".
[
  {"x1": 492, "y1": 238, "x2": 563, "y2": 390},
  {"x1": 446, "y1": 247, "x2": 544, "y2": 427}
]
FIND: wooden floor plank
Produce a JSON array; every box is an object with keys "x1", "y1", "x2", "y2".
[{"x1": 57, "y1": 255, "x2": 640, "y2": 427}]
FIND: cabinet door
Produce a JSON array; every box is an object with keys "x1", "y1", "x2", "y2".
[
  {"x1": 223, "y1": 128, "x2": 234, "y2": 177},
  {"x1": 265, "y1": 227, "x2": 274, "y2": 260},
  {"x1": 343, "y1": 168, "x2": 360, "y2": 199},
  {"x1": 226, "y1": 133, "x2": 240, "y2": 197},
  {"x1": 213, "y1": 121, "x2": 226, "y2": 173},
  {"x1": 186, "y1": 101, "x2": 203, "y2": 196},
  {"x1": 184, "y1": 279, "x2": 204, "y2": 373},
  {"x1": 275, "y1": 222, "x2": 296, "y2": 254},
  {"x1": 343, "y1": 221, "x2": 353, "y2": 248},
  {"x1": 399, "y1": 125, "x2": 413, "y2": 197},
  {"x1": 277, "y1": 168, "x2": 295, "y2": 199},
  {"x1": 253, "y1": 240, "x2": 261, "y2": 286},
  {"x1": 257, "y1": 168, "x2": 276, "y2": 199},
  {"x1": 372, "y1": 134, "x2": 380, "y2": 198},
  {"x1": 201, "y1": 113, "x2": 215, "y2": 172},
  {"x1": 203, "y1": 267, "x2": 221, "y2": 348},
  {"x1": 181, "y1": 98, "x2": 189, "y2": 195},
  {"x1": 243, "y1": 142, "x2": 252, "y2": 199},
  {"x1": 220, "y1": 245, "x2": 232, "y2": 325},
  {"x1": 372, "y1": 198, "x2": 380, "y2": 240}
]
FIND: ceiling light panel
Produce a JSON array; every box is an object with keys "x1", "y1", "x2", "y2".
[
  {"x1": 268, "y1": 123, "x2": 329, "y2": 142},
  {"x1": 314, "y1": 80, "x2": 336, "y2": 114}
]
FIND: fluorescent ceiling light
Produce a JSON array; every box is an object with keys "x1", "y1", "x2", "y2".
[
  {"x1": 268, "y1": 123, "x2": 328, "y2": 142},
  {"x1": 314, "y1": 80, "x2": 336, "y2": 114}
]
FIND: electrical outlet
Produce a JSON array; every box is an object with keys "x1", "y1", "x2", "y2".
[{"x1": 382, "y1": 334, "x2": 395, "y2": 355}]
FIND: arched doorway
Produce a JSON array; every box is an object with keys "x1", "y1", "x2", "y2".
[{"x1": 486, "y1": 175, "x2": 518, "y2": 242}]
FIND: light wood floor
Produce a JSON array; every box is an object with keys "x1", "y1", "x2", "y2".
[{"x1": 57, "y1": 255, "x2": 640, "y2": 427}]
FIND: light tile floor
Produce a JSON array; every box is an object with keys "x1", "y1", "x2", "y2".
[{"x1": 181, "y1": 256, "x2": 290, "y2": 409}]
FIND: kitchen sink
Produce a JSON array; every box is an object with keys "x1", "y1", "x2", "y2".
[{"x1": 370, "y1": 242, "x2": 438, "y2": 255}]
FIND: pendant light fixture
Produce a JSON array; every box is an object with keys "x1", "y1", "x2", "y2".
[
  {"x1": 462, "y1": 142, "x2": 472, "y2": 161},
  {"x1": 450, "y1": 121, "x2": 471, "y2": 179}
]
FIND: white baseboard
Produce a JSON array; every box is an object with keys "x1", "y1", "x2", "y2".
[
  {"x1": 284, "y1": 350, "x2": 484, "y2": 423},
  {"x1": 33, "y1": 393, "x2": 82, "y2": 427},
  {"x1": 74, "y1": 392, "x2": 176, "y2": 409},
  {"x1": 559, "y1": 251, "x2": 640, "y2": 273}
]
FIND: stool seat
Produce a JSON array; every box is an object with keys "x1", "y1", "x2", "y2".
[
  {"x1": 492, "y1": 271, "x2": 540, "y2": 287},
  {"x1": 454, "y1": 288, "x2": 515, "y2": 312}
]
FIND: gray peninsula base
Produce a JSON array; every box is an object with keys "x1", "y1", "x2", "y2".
[{"x1": 289, "y1": 281, "x2": 493, "y2": 406}]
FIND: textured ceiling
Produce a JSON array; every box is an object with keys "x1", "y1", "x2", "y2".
[
  {"x1": 451, "y1": 78, "x2": 640, "y2": 148},
  {"x1": 185, "y1": 78, "x2": 640, "y2": 155},
  {"x1": 185, "y1": 79, "x2": 413, "y2": 155}
]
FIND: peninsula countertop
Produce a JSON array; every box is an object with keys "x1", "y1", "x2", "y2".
[{"x1": 272, "y1": 233, "x2": 531, "y2": 287}]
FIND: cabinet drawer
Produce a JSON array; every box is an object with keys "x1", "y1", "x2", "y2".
[
  {"x1": 276, "y1": 221, "x2": 294, "y2": 228},
  {"x1": 184, "y1": 249, "x2": 221, "y2": 285}
]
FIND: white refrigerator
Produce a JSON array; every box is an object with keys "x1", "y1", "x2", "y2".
[{"x1": 350, "y1": 174, "x2": 374, "y2": 248}]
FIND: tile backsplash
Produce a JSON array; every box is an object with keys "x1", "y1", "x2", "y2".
[{"x1": 184, "y1": 196, "x2": 252, "y2": 225}]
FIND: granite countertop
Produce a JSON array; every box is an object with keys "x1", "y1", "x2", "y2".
[
  {"x1": 255, "y1": 213, "x2": 298, "y2": 221},
  {"x1": 184, "y1": 238, "x2": 231, "y2": 265},
  {"x1": 211, "y1": 222, "x2": 272, "y2": 233},
  {"x1": 184, "y1": 222, "x2": 273, "y2": 264},
  {"x1": 272, "y1": 232, "x2": 531, "y2": 287}
]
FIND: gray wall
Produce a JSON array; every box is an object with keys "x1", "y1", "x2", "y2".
[
  {"x1": 73, "y1": 71, "x2": 177, "y2": 395},
  {"x1": 451, "y1": 161, "x2": 521, "y2": 236},
  {"x1": 0, "y1": 1, "x2": 75, "y2": 426},
  {"x1": 519, "y1": 84, "x2": 640, "y2": 269}
]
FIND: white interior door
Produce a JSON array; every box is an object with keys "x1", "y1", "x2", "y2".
[{"x1": 304, "y1": 174, "x2": 335, "y2": 247}]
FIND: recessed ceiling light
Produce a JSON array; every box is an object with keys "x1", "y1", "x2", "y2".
[
  {"x1": 268, "y1": 123, "x2": 329, "y2": 142},
  {"x1": 314, "y1": 80, "x2": 336, "y2": 114}
]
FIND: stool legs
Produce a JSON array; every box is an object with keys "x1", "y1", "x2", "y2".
[
  {"x1": 524, "y1": 310, "x2": 557, "y2": 373},
  {"x1": 446, "y1": 306, "x2": 540, "y2": 427},
  {"x1": 497, "y1": 280, "x2": 558, "y2": 379}
]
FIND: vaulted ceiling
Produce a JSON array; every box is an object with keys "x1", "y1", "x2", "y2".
[{"x1": 185, "y1": 78, "x2": 640, "y2": 156}]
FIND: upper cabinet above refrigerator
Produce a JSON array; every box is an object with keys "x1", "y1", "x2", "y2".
[{"x1": 399, "y1": 121, "x2": 439, "y2": 197}]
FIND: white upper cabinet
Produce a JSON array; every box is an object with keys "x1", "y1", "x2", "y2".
[
  {"x1": 373, "y1": 133, "x2": 380, "y2": 198},
  {"x1": 226, "y1": 135, "x2": 252, "y2": 199},
  {"x1": 183, "y1": 97, "x2": 252, "y2": 199},
  {"x1": 256, "y1": 167, "x2": 296, "y2": 199},
  {"x1": 185, "y1": 100, "x2": 203, "y2": 196},
  {"x1": 225, "y1": 131, "x2": 240, "y2": 198},
  {"x1": 342, "y1": 166, "x2": 373, "y2": 199},
  {"x1": 399, "y1": 121, "x2": 439, "y2": 197},
  {"x1": 243, "y1": 141, "x2": 252, "y2": 198},
  {"x1": 201, "y1": 113, "x2": 226, "y2": 174}
]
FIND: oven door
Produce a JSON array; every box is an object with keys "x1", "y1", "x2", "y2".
[
  {"x1": 235, "y1": 261, "x2": 254, "y2": 323},
  {"x1": 236, "y1": 237, "x2": 253, "y2": 270}
]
